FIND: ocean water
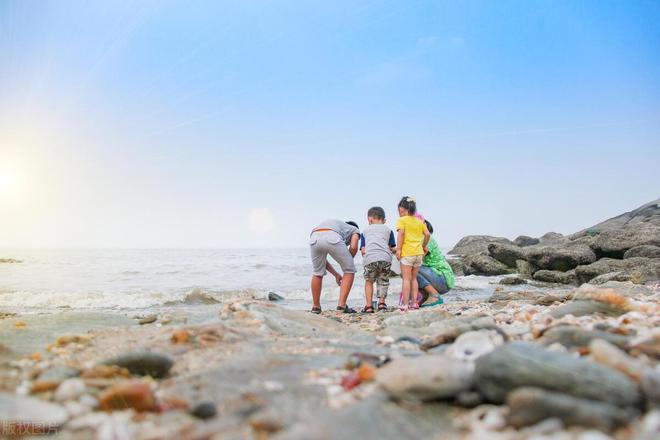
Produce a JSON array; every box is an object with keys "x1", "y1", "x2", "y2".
[{"x1": 0, "y1": 248, "x2": 501, "y2": 313}]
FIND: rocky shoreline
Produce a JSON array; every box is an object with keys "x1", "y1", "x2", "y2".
[
  {"x1": 0, "y1": 199, "x2": 658, "y2": 439},
  {"x1": 0, "y1": 278, "x2": 658, "y2": 439}
]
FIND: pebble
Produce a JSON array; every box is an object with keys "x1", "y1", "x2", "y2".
[
  {"x1": 98, "y1": 381, "x2": 155, "y2": 412},
  {"x1": 191, "y1": 401, "x2": 217, "y2": 419},
  {"x1": 589, "y1": 338, "x2": 648, "y2": 382},
  {"x1": 171, "y1": 329, "x2": 190, "y2": 344},
  {"x1": 138, "y1": 314, "x2": 158, "y2": 325},
  {"x1": 54, "y1": 378, "x2": 86, "y2": 402},
  {"x1": 102, "y1": 351, "x2": 174, "y2": 378},
  {"x1": 445, "y1": 330, "x2": 504, "y2": 361}
]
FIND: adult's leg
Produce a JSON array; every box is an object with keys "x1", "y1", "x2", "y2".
[
  {"x1": 311, "y1": 275, "x2": 323, "y2": 308},
  {"x1": 338, "y1": 273, "x2": 355, "y2": 307}
]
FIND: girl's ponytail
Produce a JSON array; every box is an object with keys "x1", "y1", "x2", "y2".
[{"x1": 398, "y1": 196, "x2": 417, "y2": 215}]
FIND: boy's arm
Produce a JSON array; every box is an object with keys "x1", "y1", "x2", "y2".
[
  {"x1": 349, "y1": 233, "x2": 359, "y2": 257},
  {"x1": 422, "y1": 226, "x2": 431, "y2": 254},
  {"x1": 360, "y1": 233, "x2": 366, "y2": 257},
  {"x1": 395, "y1": 229, "x2": 404, "y2": 260}
]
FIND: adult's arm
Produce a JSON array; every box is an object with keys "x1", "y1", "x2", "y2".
[
  {"x1": 326, "y1": 262, "x2": 342, "y2": 285},
  {"x1": 349, "y1": 233, "x2": 359, "y2": 257}
]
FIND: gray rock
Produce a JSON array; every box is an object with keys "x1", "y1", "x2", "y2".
[
  {"x1": 516, "y1": 259, "x2": 537, "y2": 277},
  {"x1": 489, "y1": 290, "x2": 543, "y2": 303},
  {"x1": 551, "y1": 300, "x2": 628, "y2": 318},
  {"x1": 575, "y1": 257, "x2": 660, "y2": 284},
  {"x1": 102, "y1": 352, "x2": 174, "y2": 378},
  {"x1": 138, "y1": 314, "x2": 157, "y2": 325},
  {"x1": 421, "y1": 316, "x2": 507, "y2": 350},
  {"x1": 384, "y1": 308, "x2": 452, "y2": 329},
  {"x1": 575, "y1": 281, "x2": 654, "y2": 298},
  {"x1": 539, "y1": 232, "x2": 570, "y2": 245},
  {"x1": 534, "y1": 294, "x2": 564, "y2": 306},
  {"x1": 570, "y1": 198, "x2": 660, "y2": 239},
  {"x1": 0, "y1": 258, "x2": 22, "y2": 263},
  {"x1": 38, "y1": 366, "x2": 81, "y2": 382},
  {"x1": 540, "y1": 325, "x2": 630, "y2": 350},
  {"x1": 533, "y1": 269, "x2": 578, "y2": 285},
  {"x1": 589, "y1": 271, "x2": 632, "y2": 284},
  {"x1": 507, "y1": 387, "x2": 636, "y2": 430},
  {"x1": 447, "y1": 258, "x2": 465, "y2": 276},
  {"x1": 624, "y1": 245, "x2": 660, "y2": 259},
  {"x1": 191, "y1": 401, "x2": 217, "y2": 419},
  {"x1": 498, "y1": 276, "x2": 527, "y2": 285},
  {"x1": 641, "y1": 368, "x2": 660, "y2": 408},
  {"x1": 592, "y1": 222, "x2": 660, "y2": 258},
  {"x1": 524, "y1": 244, "x2": 597, "y2": 272},
  {"x1": 0, "y1": 393, "x2": 68, "y2": 434},
  {"x1": 463, "y1": 254, "x2": 510, "y2": 276},
  {"x1": 473, "y1": 341, "x2": 641, "y2": 407},
  {"x1": 268, "y1": 292, "x2": 285, "y2": 301},
  {"x1": 376, "y1": 355, "x2": 474, "y2": 401},
  {"x1": 448, "y1": 235, "x2": 514, "y2": 257},
  {"x1": 455, "y1": 391, "x2": 484, "y2": 408},
  {"x1": 488, "y1": 243, "x2": 526, "y2": 268},
  {"x1": 514, "y1": 235, "x2": 540, "y2": 247}
]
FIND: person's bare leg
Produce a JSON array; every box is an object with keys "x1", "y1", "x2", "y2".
[
  {"x1": 337, "y1": 272, "x2": 355, "y2": 307},
  {"x1": 311, "y1": 275, "x2": 323, "y2": 308},
  {"x1": 421, "y1": 284, "x2": 440, "y2": 305},
  {"x1": 411, "y1": 266, "x2": 421, "y2": 307},
  {"x1": 365, "y1": 280, "x2": 374, "y2": 310},
  {"x1": 400, "y1": 264, "x2": 412, "y2": 308}
]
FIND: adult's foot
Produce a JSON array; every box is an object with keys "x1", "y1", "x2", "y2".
[
  {"x1": 310, "y1": 306, "x2": 322, "y2": 314},
  {"x1": 336, "y1": 305, "x2": 357, "y2": 314}
]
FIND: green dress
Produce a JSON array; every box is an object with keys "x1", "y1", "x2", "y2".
[{"x1": 423, "y1": 237, "x2": 455, "y2": 289}]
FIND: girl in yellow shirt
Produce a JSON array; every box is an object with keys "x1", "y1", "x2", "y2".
[{"x1": 395, "y1": 196, "x2": 430, "y2": 311}]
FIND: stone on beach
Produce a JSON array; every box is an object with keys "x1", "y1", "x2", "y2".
[
  {"x1": 54, "y1": 378, "x2": 86, "y2": 402},
  {"x1": 98, "y1": 381, "x2": 155, "y2": 412},
  {"x1": 448, "y1": 235, "x2": 514, "y2": 257},
  {"x1": 191, "y1": 401, "x2": 217, "y2": 419},
  {"x1": 540, "y1": 325, "x2": 630, "y2": 351},
  {"x1": 138, "y1": 314, "x2": 158, "y2": 325},
  {"x1": 101, "y1": 352, "x2": 174, "y2": 378},
  {"x1": 551, "y1": 286, "x2": 633, "y2": 318},
  {"x1": 498, "y1": 276, "x2": 527, "y2": 285},
  {"x1": 514, "y1": 235, "x2": 540, "y2": 247},
  {"x1": 590, "y1": 339, "x2": 649, "y2": 382},
  {"x1": 507, "y1": 387, "x2": 637, "y2": 431},
  {"x1": 384, "y1": 308, "x2": 452, "y2": 329},
  {"x1": 474, "y1": 341, "x2": 642, "y2": 407},
  {"x1": 591, "y1": 222, "x2": 660, "y2": 259},
  {"x1": 524, "y1": 243, "x2": 597, "y2": 272},
  {"x1": 624, "y1": 245, "x2": 660, "y2": 259},
  {"x1": 421, "y1": 316, "x2": 506, "y2": 351},
  {"x1": 488, "y1": 242, "x2": 526, "y2": 268},
  {"x1": 575, "y1": 257, "x2": 660, "y2": 284},
  {"x1": 463, "y1": 254, "x2": 510, "y2": 276},
  {"x1": 0, "y1": 393, "x2": 68, "y2": 434},
  {"x1": 445, "y1": 330, "x2": 504, "y2": 361},
  {"x1": 533, "y1": 269, "x2": 577, "y2": 285},
  {"x1": 376, "y1": 355, "x2": 473, "y2": 401}
]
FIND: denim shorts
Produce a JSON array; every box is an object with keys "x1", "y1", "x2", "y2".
[{"x1": 416, "y1": 265, "x2": 449, "y2": 294}]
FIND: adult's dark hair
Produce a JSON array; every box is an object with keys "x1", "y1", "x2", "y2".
[
  {"x1": 424, "y1": 220, "x2": 434, "y2": 234},
  {"x1": 398, "y1": 196, "x2": 417, "y2": 215},
  {"x1": 345, "y1": 221, "x2": 359, "y2": 230},
  {"x1": 367, "y1": 206, "x2": 385, "y2": 220}
]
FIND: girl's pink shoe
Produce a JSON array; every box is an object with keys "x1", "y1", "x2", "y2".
[
  {"x1": 411, "y1": 302, "x2": 420, "y2": 310},
  {"x1": 399, "y1": 305, "x2": 409, "y2": 313}
]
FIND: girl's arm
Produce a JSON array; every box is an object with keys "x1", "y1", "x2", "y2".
[{"x1": 396, "y1": 229, "x2": 404, "y2": 260}]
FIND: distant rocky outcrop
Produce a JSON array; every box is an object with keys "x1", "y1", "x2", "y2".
[
  {"x1": 449, "y1": 198, "x2": 660, "y2": 285},
  {"x1": 0, "y1": 258, "x2": 22, "y2": 264}
]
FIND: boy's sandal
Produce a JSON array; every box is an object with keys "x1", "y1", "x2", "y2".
[
  {"x1": 377, "y1": 302, "x2": 387, "y2": 311},
  {"x1": 310, "y1": 306, "x2": 322, "y2": 314},
  {"x1": 361, "y1": 305, "x2": 375, "y2": 314},
  {"x1": 337, "y1": 305, "x2": 357, "y2": 314}
]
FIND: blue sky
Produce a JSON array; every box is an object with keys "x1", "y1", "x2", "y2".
[{"x1": 0, "y1": 0, "x2": 659, "y2": 248}]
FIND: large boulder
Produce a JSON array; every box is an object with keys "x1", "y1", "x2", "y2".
[
  {"x1": 539, "y1": 232, "x2": 570, "y2": 245},
  {"x1": 474, "y1": 342, "x2": 641, "y2": 407},
  {"x1": 462, "y1": 254, "x2": 509, "y2": 276},
  {"x1": 524, "y1": 244, "x2": 597, "y2": 272},
  {"x1": 591, "y1": 223, "x2": 660, "y2": 258},
  {"x1": 532, "y1": 269, "x2": 577, "y2": 285},
  {"x1": 624, "y1": 245, "x2": 660, "y2": 259},
  {"x1": 575, "y1": 257, "x2": 660, "y2": 284},
  {"x1": 571, "y1": 199, "x2": 660, "y2": 239},
  {"x1": 487, "y1": 242, "x2": 525, "y2": 268},
  {"x1": 448, "y1": 235, "x2": 513, "y2": 257},
  {"x1": 513, "y1": 235, "x2": 539, "y2": 247}
]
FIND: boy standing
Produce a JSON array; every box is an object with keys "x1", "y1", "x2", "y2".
[{"x1": 360, "y1": 207, "x2": 396, "y2": 313}]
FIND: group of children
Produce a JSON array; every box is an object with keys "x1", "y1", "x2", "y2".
[{"x1": 308, "y1": 196, "x2": 434, "y2": 314}]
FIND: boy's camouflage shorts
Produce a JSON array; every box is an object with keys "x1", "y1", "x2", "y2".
[{"x1": 363, "y1": 260, "x2": 391, "y2": 298}]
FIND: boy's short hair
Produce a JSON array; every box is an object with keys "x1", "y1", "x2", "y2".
[
  {"x1": 367, "y1": 206, "x2": 385, "y2": 220},
  {"x1": 345, "y1": 221, "x2": 359, "y2": 230}
]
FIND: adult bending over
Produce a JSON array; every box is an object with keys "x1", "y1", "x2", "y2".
[
  {"x1": 309, "y1": 219, "x2": 360, "y2": 314},
  {"x1": 417, "y1": 220, "x2": 455, "y2": 307}
]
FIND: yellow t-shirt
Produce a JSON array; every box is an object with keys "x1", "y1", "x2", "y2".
[{"x1": 396, "y1": 215, "x2": 426, "y2": 257}]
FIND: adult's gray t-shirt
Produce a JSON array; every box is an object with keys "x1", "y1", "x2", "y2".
[
  {"x1": 361, "y1": 224, "x2": 395, "y2": 266},
  {"x1": 315, "y1": 219, "x2": 359, "y2": 245}
]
